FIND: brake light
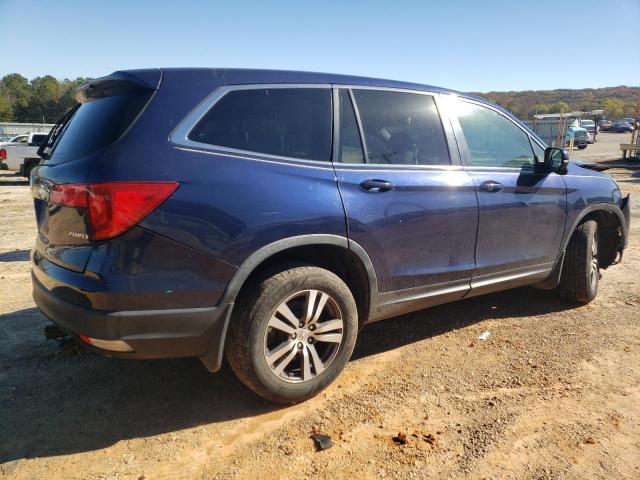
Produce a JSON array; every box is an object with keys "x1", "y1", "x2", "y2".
[
  {"x1": 0, "y1": 148, "x2": 6, "y2": 160},
  {"x1": 49, "y1": 182, "x2": 178, "y2": 240}
]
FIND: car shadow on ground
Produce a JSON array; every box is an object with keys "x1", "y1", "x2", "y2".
[
  {"x1": 617, "y1": 170, "x2": 640, "y2": 184},
  {"x1": 0, "y1": 287, "x2": 578, "y2": 463},
  {"x1": 597, "y1": 158, "x2": 640, "y2": 168},
  {"x1": 0, "y1": 249, "x2": 30, "y2": 262}
]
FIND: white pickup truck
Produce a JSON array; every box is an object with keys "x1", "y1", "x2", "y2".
[{"x1": 0, "y1": 132, "x2": 49, "y2": 178}]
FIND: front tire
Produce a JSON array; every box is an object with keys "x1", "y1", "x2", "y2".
[
  {"x1": 226, "y1": 266, "x2": 358, "y2": 404},
  {"x1": 558, "y1": 220, "x2": 599, "y2": 303}
]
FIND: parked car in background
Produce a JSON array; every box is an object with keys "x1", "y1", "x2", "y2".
[
  {"x1": 0, "y1": 134, "x2": 28, "y2": 147},
  {"x1": 612, "y1": 120, "x2": 634, "y2": 133},
  {"x1": 598, "y1": 120, "x2": 613, "y2": 131},
  {"x1": 566, "y1": 120, "x2": 590, "y2": 149},
  {"x1": 31, "y1": 69, "x2": 630, "y2": 404},
  {"x1": 0, "y1": 132, "x2": 48, "y2": 177},
  {"x1": 580, "y1": 119, "x2": 599, "y2": 140}
]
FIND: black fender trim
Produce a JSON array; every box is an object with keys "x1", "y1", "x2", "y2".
[
  {"x1": 219, "y1": 234, "x2": 378, "y2": 305},
  {"x1": 562, "y1": 202, "x2": 629, "y2": 254},
  {"x1": 542, "y1": 201, "x2": 630, "y2": 285},
  {"x1": 203, "y1": 234, "x2": 379, "y2": 371}
]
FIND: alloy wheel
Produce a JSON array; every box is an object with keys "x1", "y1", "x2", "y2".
[
  {"x1": 590, "y1": 231, "x2": 599, "y2": 290},
  {"x1": 263, "y1": 289, "x2": 344, "y2": 383}
]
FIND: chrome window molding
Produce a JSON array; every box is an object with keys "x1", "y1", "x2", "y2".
[
  {"x1": 170, "y1": 82, "x2": 543, "y2": 172},
  {"x1": 331, "y1": 84, "x2": 439, "y2": 96},
  {"x1": 169, "y1": 83, "x2": 333, "y2": 164},
  {"x1": 173, "y1": 146, "x2": 337, "y2": 170}
]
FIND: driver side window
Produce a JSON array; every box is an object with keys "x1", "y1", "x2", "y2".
[{"x1": 455, "y1": 100, "x2": 535, "y2": 168}]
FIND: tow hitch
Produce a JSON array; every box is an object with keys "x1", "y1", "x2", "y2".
[
  {"x1": 44, "y1": 324, "x2": 66, "y2": 340},
  {"x1": 44, "y1": 324, "x2": 82, "y2": 354}
]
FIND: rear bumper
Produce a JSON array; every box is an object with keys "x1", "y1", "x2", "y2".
[{"x1": 33, "y1": 273, "x2": 232, "y2": 371}]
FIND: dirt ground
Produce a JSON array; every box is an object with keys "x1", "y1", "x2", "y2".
[{"x1": 1, "y1": 132, "x2": 639, "y2": 479}]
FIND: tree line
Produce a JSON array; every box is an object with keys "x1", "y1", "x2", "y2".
[
  {"x1": 475, "y1": 85, "x2": 640, "y2": 120},
  {"x1": 0, "y1": 74, "x2": 92, "y2": 124},
  {"x1": 0, "y1": 73, "x2": 638, "y2": 123}
]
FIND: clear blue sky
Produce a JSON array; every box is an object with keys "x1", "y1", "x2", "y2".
[{"x1": 1, "y1": 0, "x2": 638, "y2": 92}]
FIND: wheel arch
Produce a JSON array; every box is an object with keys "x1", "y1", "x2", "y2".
[
  {"x1": 203, "y1": 235, "x2": 378, "y2": 373},
  {"x1": 563, "y1": 203, "x2": 627, "y2": 269}
]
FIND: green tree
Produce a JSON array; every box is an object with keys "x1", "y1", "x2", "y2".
[
  {"x1": 601, "y1": 98, "x2": 624, "y2": 119},
  {"x1": 549, "y1": 101, "x2": 570, "y2": 113},
  {"x1": 0, "y1": 73, "x2": 32, "y2": 120},
  {"x1": 533, "y1": 103, "x2": 550, "y2": 114},
  {"x1": 0, "y1": 95, "x2": 12, "y2": 121},
  {"x1": 25, "y1": 76, "x2": 63, "y2": 122}
]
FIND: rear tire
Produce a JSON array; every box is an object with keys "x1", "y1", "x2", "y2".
[
  {"x1": 577, "y1": 145, "x2": 588, "y2": 150},
  {"x1": 226, "y1": 266, "x2": 358, "y2": 404},
  {"x1": 558, "y1": 220, "x2": 599, "y2": 303}
]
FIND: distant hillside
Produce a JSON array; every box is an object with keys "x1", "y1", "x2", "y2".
[{"x1": 473, "y1": 86, "x2": 640, "y2": 120}]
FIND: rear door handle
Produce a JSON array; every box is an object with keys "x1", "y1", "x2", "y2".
[
  {"x1": 479, "y1": 180, "x2": 503, "y2": 192},
  {"x1": 360, "y1": 179, "x2": 394, "y2": 192}
]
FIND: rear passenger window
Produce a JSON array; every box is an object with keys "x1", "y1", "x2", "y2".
[
  {"x1": 189, "y1": 88, "x2": 332, "y2": 162},
  {"x1": 455, "y1": 100, "x2": 535, "y2": 168},
  {"x1": 351, "y1": 89, "x2": 450, "y2": 165}
]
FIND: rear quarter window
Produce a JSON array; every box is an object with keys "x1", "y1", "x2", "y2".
[{"x1": 188, "y1": 88, "x2": 332, "y2": 162}]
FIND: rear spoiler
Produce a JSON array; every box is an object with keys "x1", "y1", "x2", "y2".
[{"x1": 76, "y1": 70, "x2": 160, "y2": 103}]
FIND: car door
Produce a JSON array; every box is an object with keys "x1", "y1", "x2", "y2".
[
  {"x1": 332, "y1": 87, "x2": 479, "y2": 318},
  {"x1": 447, "y1": 96, "x2": 567, "y2": 295}
]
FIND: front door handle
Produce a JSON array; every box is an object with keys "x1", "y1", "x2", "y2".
[
  {"x1": 479, "y1": 180, "x2": 503, "y2": 192},
  {"x1": 360, "y1": 179, "x2": 394, "y2": 192}
]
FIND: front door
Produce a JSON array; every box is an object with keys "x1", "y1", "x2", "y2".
[
  {"x1": 333, "y1": 88, "x2": 479, "y2": 311},
  {"x1": 450, "y1": 98, "x2": 567, "y2": 294}
]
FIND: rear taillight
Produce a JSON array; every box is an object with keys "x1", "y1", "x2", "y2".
[
  {"x1": 49, "y1": 182, "x2": 178, "y2": 240},
  {"x1": 0, "y1": 148, "x2": 6, "y2": 160}
]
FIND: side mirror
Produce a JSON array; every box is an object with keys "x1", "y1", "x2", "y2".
[{"x1": 541, "y1": 147, "x2": 569, "y2": 175}]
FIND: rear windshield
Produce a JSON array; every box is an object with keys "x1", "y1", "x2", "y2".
[{"x1": 47, "y1": 92, "x2": 151, "y2": 164}]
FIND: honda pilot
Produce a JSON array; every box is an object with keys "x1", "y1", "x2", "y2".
[{"x1": 32, "y1": 69, "x2": 630, "y2": 403}]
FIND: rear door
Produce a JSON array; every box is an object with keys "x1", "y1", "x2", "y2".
[
  {"x1": 333, "y1": 87, "x2": 478, "y2": 305},
  {"x1": 447, "y1": 97, "x2": 567, "y2": 294}
]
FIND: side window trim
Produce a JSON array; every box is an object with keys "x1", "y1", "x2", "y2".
[
  {"x1": 332, "y1": 87, "x2": 368, "y2": 164},
  {"x1": 170, "y1": 83, "x2": 333, "y2": 166},
  {"x1": 347, "y1": 88, "x2": 370, "y2": 164},
  {"x1": 450, "y1": 96, "x2": 539, "y2": 170},
  {"x1": 432, "y1": 94, "x2": 462, "y2": 167}
]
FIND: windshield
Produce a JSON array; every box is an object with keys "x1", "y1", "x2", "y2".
[{"x1": 581, "y1": 120, "x2": 594, "y2": 126}]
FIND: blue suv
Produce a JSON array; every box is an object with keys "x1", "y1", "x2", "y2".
[{"x1": 31, "y1": 69, "x2": 630, "y2": 403}]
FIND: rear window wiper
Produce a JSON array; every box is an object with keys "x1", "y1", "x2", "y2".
[{"x1": 37, "y1": 103, "x2": 81, "y2": 160}]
